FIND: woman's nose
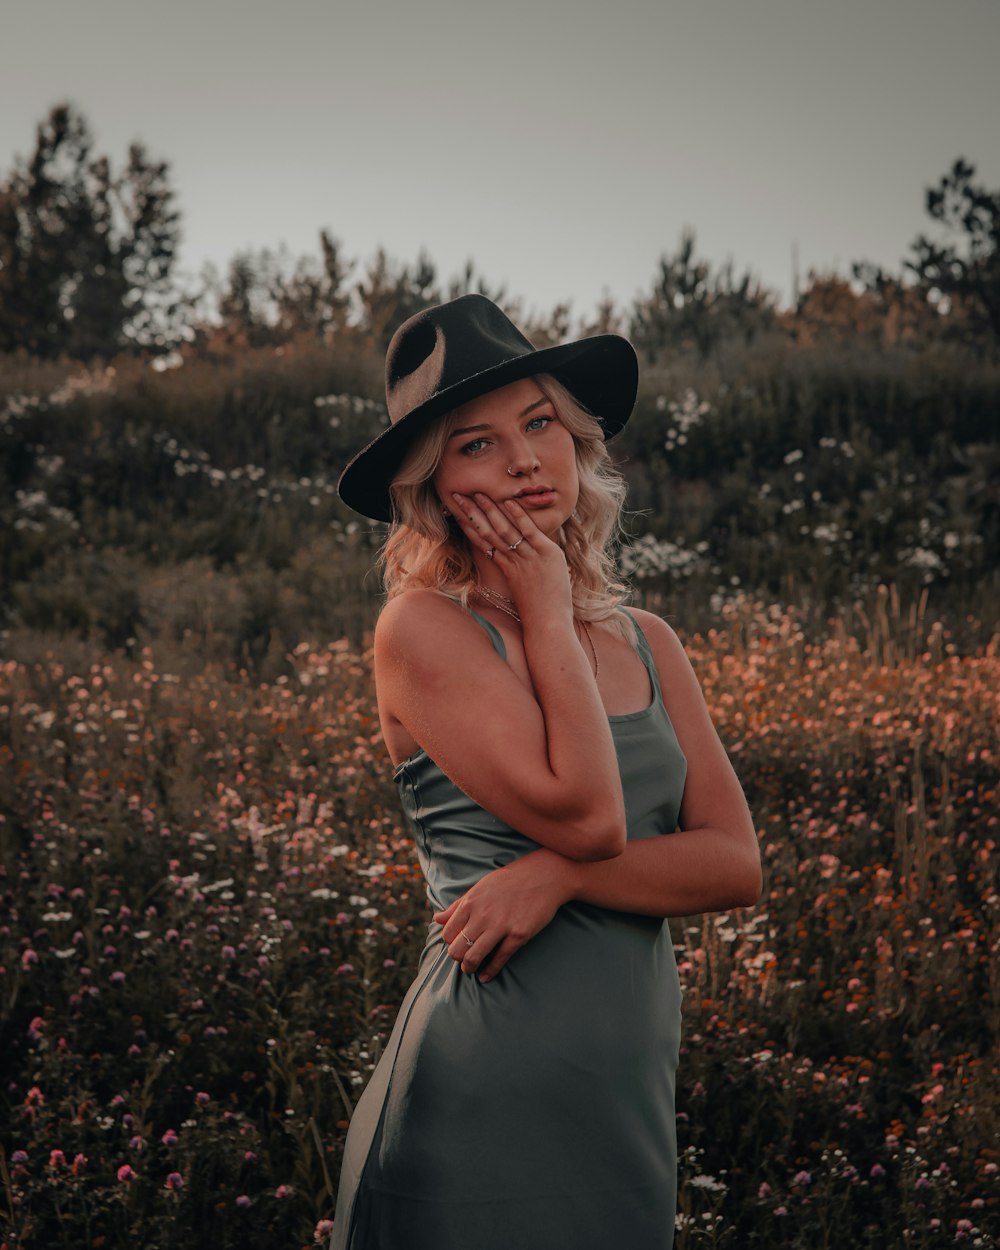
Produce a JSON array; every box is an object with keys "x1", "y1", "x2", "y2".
[{"x1": 507, "y1": 441, "x2": 541, "y2": 477}]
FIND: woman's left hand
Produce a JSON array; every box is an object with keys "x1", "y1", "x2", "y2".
[{"x1": 433, "y1": 848, "x2": 576, "y2": 982}]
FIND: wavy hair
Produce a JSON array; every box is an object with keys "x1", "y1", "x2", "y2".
[{"x1": 378, "y1": 374, "x2": 634, "y2": 635}]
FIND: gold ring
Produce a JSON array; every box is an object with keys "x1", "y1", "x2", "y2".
[
  {"x1": 509, "y1": 536, "x2": 525, "y2": 551},
  {"x1": 461, "y1": 930, "x2": 474, "y2": 947}
]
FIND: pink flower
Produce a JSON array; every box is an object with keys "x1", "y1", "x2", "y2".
[
  {"x1": 758, "y1": 1182, "x2": 772, "y2": 1198},
  {"x1": 49, "y1": 1150, "x2": 66, "y2": 1168},
  {"x1": 870, "y1": 1164, "x2": 886, "y2": 1179},
  {"x1": 117, "y1": 1164, "x2": 136, "y2": 1183},
  {"x1": 195, "y1": 1091, "x2": 210, "y2": 1106},
  {"x1": 21, "y1": 949, "x2": 39, "y2": 969},
  {"x1": 164, "y1": 1172, "x2": 184, "y2": 1191},
  {"x1": 72, "y1": 1154, "x2": 87, "y2": 1175},
  {"x1": 162, "y1": 1129, "x2": 179, "y2": 1146},
  {"x1": 28, "y1": 1016, "x2": 45, "y2": 1040},
  {"x1": 314, "y1": 1219, "x2": 335, "y2": 1240},
  {"x1": 235, "y1": 1194, "x2": 252, "y2": 1208},
  {"x1": 275, "y1": 1184, "x2": 293, "y2": 1198},
  {"x1": 774, "y1": 1206, "x2": 788, "y2": 1217},
  {"x1": 109, "y1": 971, "x2": 126, "y2": 985},
  {"x1": 793, "y1": 1170, "x2": 812, "y2": 1186}
]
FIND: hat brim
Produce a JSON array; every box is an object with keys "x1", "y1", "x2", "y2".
[{"x1": 337, "y1": 334, "x2": 638, "y2": 522}]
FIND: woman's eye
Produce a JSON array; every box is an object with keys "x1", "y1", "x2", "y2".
[
  {"x1": 460, "y1": 438, "x2": 489, "y2": 456},
  {"x1": 526, "y1": 415, "x2": 553, "y2": 432}
]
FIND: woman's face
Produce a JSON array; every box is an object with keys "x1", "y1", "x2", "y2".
[{"x1": 432, "y1": 377, "x2": 579, "y2": 539}]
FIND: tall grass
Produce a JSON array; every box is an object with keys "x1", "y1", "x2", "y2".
[{"x1": 1, "y1": 592, "x2": 997, "y2": 1247}]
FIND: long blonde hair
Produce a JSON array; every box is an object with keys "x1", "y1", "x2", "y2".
[{"x1": 378, "y1": 374, "x2": 633, "y2": 634}]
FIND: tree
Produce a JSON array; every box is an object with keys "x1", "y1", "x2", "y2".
[
  {"x1": 0, "y1": 102, "x2": 182, "y2": 358},
  {"x1": 356, "y1": 248, "x2": 440, "y2": 350},
  {"x1": 445, "y1": 259, "x2": 509, "y2": 309},
  {"x1": 906, "y1": 158, "x2": 1000, "y2": 346},
  {"x1": 630, "y1": 229, "x2": 776, "y2": 361}
]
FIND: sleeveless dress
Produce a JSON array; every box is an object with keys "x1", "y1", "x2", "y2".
[{"x1": 330, "y1": 608, "x2": 688, "y2": 1250}]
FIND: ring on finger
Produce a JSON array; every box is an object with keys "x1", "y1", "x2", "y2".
[
  {"x1": 509, "y1": 535, "x2": 525, "y2": 551},
  {"x1": 460, "y1": 929, "x2": 475, "y2": 947}
]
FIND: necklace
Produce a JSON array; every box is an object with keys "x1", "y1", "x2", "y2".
[{"x1": 472, "y1": 583, "x2": 600, "y2": 679}]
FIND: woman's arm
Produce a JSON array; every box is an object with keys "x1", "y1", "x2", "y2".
[
  {"x1": 376, "y1": 493, "x2": 626, "y2": 861},
  {"x1": 435, "y1": 608, "x2": 762, "y2": 979},
  {"x1": 435, "y1": 829, "x2": 760, "y2": 981}
]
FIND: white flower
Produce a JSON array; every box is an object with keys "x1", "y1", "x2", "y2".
[{"x1": 690, "y1": 1174, "x2": 727, "y2": 1192}]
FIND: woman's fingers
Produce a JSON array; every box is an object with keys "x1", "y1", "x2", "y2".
[
  {"x1": 448, "y1": 493, "x2": 501, "y2": 558},
  {"x1": 450, "y1": 491, "x2": 551, "y2": 560},
  {"x1": 432, "y1": 900, "x2": 457, "y2": 925},
  {"x1": 477, "y1": 936, "x2": 523, "y2": 983},
  {"x1": 446, "y1": 925, "x2": 498, "y2": 975}
]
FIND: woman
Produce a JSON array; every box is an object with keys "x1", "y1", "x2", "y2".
[{"x1": 331, "y1": 294, "x2": 761, "y2": 1250}]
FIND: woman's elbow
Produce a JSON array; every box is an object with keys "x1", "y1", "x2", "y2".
[
  {"x1": 567, "y1": 812, "x2": 627, "y2": 862},
  {"x1": 734, "y1": 844, "x2": 764, "y2": 907}
]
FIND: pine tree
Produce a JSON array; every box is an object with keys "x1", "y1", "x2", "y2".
[{"x1": 0, "y1": 103, "x2": 182, "y2": 358}]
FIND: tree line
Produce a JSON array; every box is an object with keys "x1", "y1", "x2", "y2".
[{"x1": 2, "y1": 103, "x2": 999, "y2": 364}]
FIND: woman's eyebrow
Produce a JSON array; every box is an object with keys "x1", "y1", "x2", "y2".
[
  {"x1": 448, "y1": 423, "x2": 491, "y2": 440},
  {"x1": 448, "y1": 398, "x2": 550, "y2": 440}
]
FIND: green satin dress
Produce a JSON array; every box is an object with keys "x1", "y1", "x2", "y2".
[{"x1": 331, "y1": 608, "x2": 688, "y2": 1250}]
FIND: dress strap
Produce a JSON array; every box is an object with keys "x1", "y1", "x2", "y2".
[
  {"x1": 618, "y1": 608, "x2": 664, "y2": 703},
  {"x1": 465, "y1": 605, "x2": 508, "y2": 660},
  {"x1": 439, "y1": 593, "x2": 508, "y2": 660}
]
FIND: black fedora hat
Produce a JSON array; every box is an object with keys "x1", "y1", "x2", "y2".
[{"x1": 337, "y1": 294, "x2": 638, "y2": 522}]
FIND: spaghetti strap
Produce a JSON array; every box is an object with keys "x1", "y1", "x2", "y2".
[
  {"x1": 461, "y1": 600, "x2": 660, "y2": 704},
  {"x1": 619, "y1": 607, "x2": 664, "y2": 703},
  {"x1": 464, "y1": 605, "x2": 507, "y2": 660}
]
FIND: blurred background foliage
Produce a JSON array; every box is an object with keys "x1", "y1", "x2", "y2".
[{"x1": 1, "y1": 103, "x2": 998, "y2": 674}]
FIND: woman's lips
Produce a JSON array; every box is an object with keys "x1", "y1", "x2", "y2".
[{"x1": 515, "y1": 490, "x2": 557, "y2": 508}]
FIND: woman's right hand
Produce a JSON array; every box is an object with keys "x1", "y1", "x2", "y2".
[{"x1": 448, "y1": 490, "x2": 574, "y2": 626}]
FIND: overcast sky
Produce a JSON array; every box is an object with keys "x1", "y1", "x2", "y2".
[{"x1": 4, "y1": 0, "x2": 999, "y2": 319}]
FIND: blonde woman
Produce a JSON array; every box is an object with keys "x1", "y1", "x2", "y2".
[{"x1": 330, "y1": 295, "x2": 760, "y2": 1250}]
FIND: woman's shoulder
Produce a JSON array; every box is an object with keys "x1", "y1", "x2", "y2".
[
  {"x1": 375, "y1": 589, "x2": 494, "y2": 667},
  {"x1": 621, "y1": 606, "x2": 698, "y2": 682},
  {"x1": 621, "y1": 605, "x2": 683, "y2": 650}
]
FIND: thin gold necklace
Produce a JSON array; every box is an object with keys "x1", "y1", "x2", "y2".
[{"x1": 472, "y1": 583, "x2": 600, "y2": 679}]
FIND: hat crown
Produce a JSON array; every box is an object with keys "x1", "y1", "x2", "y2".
[{"x1": 385, "y1": 295, "x2": 534, "y2": 424}]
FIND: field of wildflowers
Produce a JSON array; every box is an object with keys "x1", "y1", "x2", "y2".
[{"x1": 1, "y1": 590, "x2": 997, "y2": 1248}]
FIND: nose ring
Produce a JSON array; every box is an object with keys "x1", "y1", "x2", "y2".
[{"x1": 506, "y1": 466, "x2": 518, "y2": 477}]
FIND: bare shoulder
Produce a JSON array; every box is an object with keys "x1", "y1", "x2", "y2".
[
  {"x1": 375, "y1": 589, "x2": 499, "y2": 675},
  {"x1": 626, "y1": 607, "x2": 695, "y2": 679}
]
